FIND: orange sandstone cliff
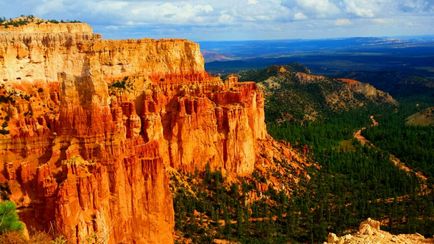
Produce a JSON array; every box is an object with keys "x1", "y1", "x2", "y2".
[{"x1": 0, "y1": 22, "x2": 272, "y2": 243}]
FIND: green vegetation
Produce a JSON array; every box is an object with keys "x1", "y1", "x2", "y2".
[
  {"x1": 1, "y1": 15, "x2": 36, "y2": 27},
  {"x1": 0, "y1": 201, "x2": 23, "y2": 234},
  {"x1": 174, "y1": 104, "x2": 433, "y2": 243},
  {"x1": 0, "y1": 15, "x2": 81, "y2": 28},
  {"x1": 175, "y1": 149, "x2": 433, "y2": 243},
  {"x1": 47, "y1": 19, "x2": 82, "y2": 24},
  {"x1": 174, "y1": 166, "x2": 295, "y2": 243},
  {"x1": 239, "y1": 64, "x2": 396, "y2": 124},
  {"x1": 363, "y1": 100, "x2": 434, "y2": 180},
  {"x1": 237, "y1": 63, "x2": 309, "y2": 82},
  {"x1": 268, "y1": 108, "x2": 433, "y2": 239},
  {"x1": 110, "y1": 78, "x2": 130, "y2": 89},
  {"x1": 109, "y1": 77, "x2": 133, "y2": 95},
  {"x1": 269, "y1": 115, "x2": 419, "y2": 200},
  {"x1": 0, "y1": 200, "x2": 71, "y2": 242},
  {"x1": 174, "y1": 76, "x2": 433, "y2": 242}
]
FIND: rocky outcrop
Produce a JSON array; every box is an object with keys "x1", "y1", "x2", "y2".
[
  {"x1": 248, "y1": 65, "x2": 398, "y2": 123},
  {"x1": 326, "y1": 218, "x2": 434, "y2": 244},
  {"x1": 0, "y1": 23, "x2": 206, "y2": 85},
  {"x1": 0, "y1": 21, "x2": 268, "y2": 243},
  {"x1": 336, "y1": 78, "x2": 397, "y2": 106},
  {"x1": 405, "y1": 106, "x2": 434, "y2": 126}
]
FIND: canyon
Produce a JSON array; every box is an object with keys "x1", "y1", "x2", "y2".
[{"x1": 0, "y1": 20, "x2": 299, "y2": 243}]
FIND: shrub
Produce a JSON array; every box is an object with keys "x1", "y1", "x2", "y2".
[
  {"x1": 0, "y1": 231, "x2": 27, "y2": 244},
  {"x1": 0, "y1": 201, "x2": 23, "y2": 234},
  {"x1": 28, "y1": 231, "x2": 53, "y2": 243},
  {"x1": 109, "y1": 77, "x2": 133, "y2": 95},
  {"x1": 51, "y1": 236, "x2": 67, "y2": 244}
]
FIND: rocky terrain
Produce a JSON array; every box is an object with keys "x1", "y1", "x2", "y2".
[
  {"x1": 0, "y1": 18, "x2": 309, "y2": 243},
  {"x1": 406, "y1": 107, "x2": 434, "y2": 126},
  {"x1": 239, "y1": 65, "x2": 397, "y2": 123},
  {"x1": 327, "y1": 218, "x2": 434, "y2": 244}
]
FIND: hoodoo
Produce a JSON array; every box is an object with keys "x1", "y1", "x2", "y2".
[{"x1": 0, "y1": 20, "x2": 272, "y2": 243}]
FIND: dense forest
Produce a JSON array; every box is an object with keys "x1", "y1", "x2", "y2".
[
  {"x1": 363, "y1": 99, "x2": 434, "y2": 181},
  {"x1": 175, "y1": 103, "x2": 434, "y2": 243},
  {"x1": 267, "y1": 103, "x2": 434, "y2": 241},
  {"x1": 174, "y1": 93, "x2": 434, "y2": 243}
]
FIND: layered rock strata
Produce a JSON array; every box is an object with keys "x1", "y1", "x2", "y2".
[{"x1": 0, "y1": 22, "x2": 266, "y2": 243}]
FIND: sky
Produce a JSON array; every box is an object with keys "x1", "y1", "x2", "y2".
[{"x1": 1, "y1": 0, "x2": 434, "y2": 41}]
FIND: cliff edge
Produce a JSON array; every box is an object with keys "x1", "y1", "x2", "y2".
[{"x1": 0, "y1": 19, "x2": 293, "y2": 243}]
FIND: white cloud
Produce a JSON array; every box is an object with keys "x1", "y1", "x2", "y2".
[
  {"x1": 398, "y1": 0, "x2": 434, "y2": 12},
  {"x1": 101, "y1": 2, "x2": 214, "y2": 24},
  {"x1": 90, "y1": 1, "x2": 127, "y2": 12},
  {"x1": 343, "y1": 0, "x2": 378, "y2": 17},
  {"x1": 371, "y1": 18, "x2": 390, "y2": 25},
  {"x1": 1, "y1": 0, "x2": 434, "y2": 40},
  {"x1": 335, "y1": 18, "x2": 352, "y2": 26},
  {"x1": 293, "y1": 12, "x2": 307, "y2": 20},
  {"x1": 35, "y1": 0, "x2": 65, "y2": 15},
  {"x1": 295, "y1": 0, "x2": 340, "y2": 16},
  {"x1": 219, "y1": 13, "x2": 234, "y2": 23}
]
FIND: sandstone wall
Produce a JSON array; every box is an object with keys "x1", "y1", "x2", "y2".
[
  {"x1": 0, "y1": 22, "x2": 267, "y2": 243},
  {"x1": 0, "y1": 23, "x2": 205, "y2": 85}
]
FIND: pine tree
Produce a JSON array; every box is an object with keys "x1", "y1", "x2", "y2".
[{"x1": 0, "y1": 201, "x2": 23, "y2": 234}]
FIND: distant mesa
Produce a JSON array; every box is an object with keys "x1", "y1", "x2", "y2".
[{"x1": 202, "y1": 50, "x2": 235, "y2": 62}]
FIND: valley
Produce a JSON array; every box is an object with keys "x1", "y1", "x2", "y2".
[
  {"x1": 171, "y1": 63, "x2": 434, "y2": 242},
  {"x1": 0, "y1": 16, "x2": 432, "y2": 244},
  {"x1": 355, "y1": 117, "x2": 428, "y2": 185},
  {"x1": 204, "y1": 38, "x2": 434, "y2": 99}
]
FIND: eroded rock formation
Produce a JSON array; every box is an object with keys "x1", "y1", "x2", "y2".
[
  {"x1": 0, "y1": 21, "x2": 268, "y2": 243},
  {"x1": 326, "y1": 218, "x2": 434, "y2": 244}
]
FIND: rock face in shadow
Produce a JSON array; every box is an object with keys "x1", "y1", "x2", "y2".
[{"x1": 0, "y1": 22, "x2": 267, "y2": 243}]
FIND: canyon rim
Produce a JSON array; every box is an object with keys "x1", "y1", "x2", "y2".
[{"x1": 0, "y1": 18, "x2": 309, "y2": 243}]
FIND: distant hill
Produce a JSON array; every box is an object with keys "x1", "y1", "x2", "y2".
[
  {"x1": 406, "y1": 106, "x2": 434, "y2": 126},
  {"x1": 203, "y1": 38, "x2": 434, "y2": 99},
  {"x1": 201, "y1": 50, "x2": 234, "y2": 62},
  {"x1": 238, "y1": 64, "x2": 397, "y2": 123}
]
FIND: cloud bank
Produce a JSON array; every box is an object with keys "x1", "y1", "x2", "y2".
[{"x1": 0, "y1": 0, "x2": 433, "y2": 40}]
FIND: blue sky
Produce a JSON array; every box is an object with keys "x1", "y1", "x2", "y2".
[{"x1": 1, "y1": 0, "x2": 434, "y2": 41}]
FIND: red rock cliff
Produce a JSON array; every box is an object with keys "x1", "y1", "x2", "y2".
[{"x1": 0, "y1": 22, "x2": 267, "y2": 243}]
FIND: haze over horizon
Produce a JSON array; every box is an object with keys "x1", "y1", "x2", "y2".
[{"x1": 1, "y1": 0, "x2": 434, "y2": 41}]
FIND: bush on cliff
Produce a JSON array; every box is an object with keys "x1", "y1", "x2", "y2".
[
  {"x1": 109, "y1": 77, "x2": 133, "y2": 95},
  {"x1": 0, "y1": 201, "x2": 23, "y2": 234}
]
